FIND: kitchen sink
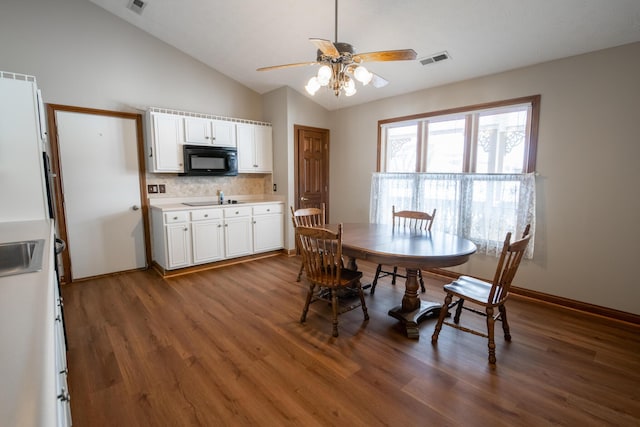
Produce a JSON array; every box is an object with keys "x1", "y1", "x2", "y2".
[{"x1": 0, "y1": 239, "x2": 45, "y2": 278}]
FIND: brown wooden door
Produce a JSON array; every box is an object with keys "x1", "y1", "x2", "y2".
[{"x1": 294, "y1": 125, "x2": 329, "y2": 220}]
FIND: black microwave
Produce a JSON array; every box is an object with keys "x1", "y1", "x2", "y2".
[{"x1": 181, "y1": 145, "x2": 238, "y2": 176}]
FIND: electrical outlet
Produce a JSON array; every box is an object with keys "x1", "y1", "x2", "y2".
[
  {"x1": 159, "y1": 184, "x2": 166, "y2": 193},
  {"x1": 273, "y1": 183, "x2": 277, "y2": 192},
  {"x1": 147, "y1": 184, "x2": 158, "y2": 194}
]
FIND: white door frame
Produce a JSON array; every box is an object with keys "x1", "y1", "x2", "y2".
[{"x1": 47, "y1": 104, "x2": 150, "y2": 283}]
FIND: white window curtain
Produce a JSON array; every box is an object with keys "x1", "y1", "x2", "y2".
[{"x1": 370, "y1": 172, "x2": 535, "y2": 258}]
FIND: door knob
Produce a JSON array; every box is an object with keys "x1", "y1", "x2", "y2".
[
  {"x1": 132, "y1": 205, "x2": 140, "y2": 211},
  {"x1": 300, "y1": 197, "x2": 309, "y2": 201}
]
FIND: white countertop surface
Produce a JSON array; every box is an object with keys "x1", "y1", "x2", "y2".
[
  {"x1": 0, "y1": 219, "x2": 57, "y2": 427},
  {"x1": 149, "y1": 195, "x2": 285, "y2": 212}
]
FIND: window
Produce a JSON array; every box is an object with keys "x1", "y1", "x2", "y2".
[
  {"x1": 373, "y1": 96, "x2": 539, "y2": 257},
  {"x1": 378, "y1": 95, "x2": 539, "y2": 174}
]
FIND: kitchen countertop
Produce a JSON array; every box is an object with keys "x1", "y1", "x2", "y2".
[
  {"x1": 149, "y1": 196, "x2": 285, "y2": 212},
  {"x1": 0, "y1": 219, "x2": 57, "y2": 427}
]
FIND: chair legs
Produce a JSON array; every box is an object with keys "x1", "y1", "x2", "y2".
[
  {"x1": 432, "y1": 294, "x2": 507, "y2": 364},
  {"x1": 370, "y1": 264, "x2": 383, "y2": 295},
  {"x1": 296, "y1": 261, "x2": 304, "y2": 282},
  {"x1": 371, "y1": 265, "x2": 426, "y2": 295},
  {"x1": 499, "y1": 304, "x2": 511, "y2": 341},
  {"x1": 357, "y1": 283, "x2": 370, "y2": 322},
  {"x1": 301, "y1": 282, "x2": 369, "y2": 338},
  {"x1": 453, "y1": 298, "x2": 465, "y2": 323},
  {"x1": 300, "y1": 283, "x2": 315, "y2": 323},
  {"x1": 431, "y1": 292, "x2": 452, "y2": 343},
  {"x1": 331, "y1": 289, "x2": 339, "y2": 337},
  {"x1": 486, "y1": 306, "x2": 496, "y2": 364}
]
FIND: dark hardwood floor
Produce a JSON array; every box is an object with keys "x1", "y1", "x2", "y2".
[{"x1": 62, "y1": 255, "x2": 640, "y2": 426}]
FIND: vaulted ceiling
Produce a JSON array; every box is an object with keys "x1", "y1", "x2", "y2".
[{"x1": 90, "y1": 0, "x2": 640, "y2": 110}]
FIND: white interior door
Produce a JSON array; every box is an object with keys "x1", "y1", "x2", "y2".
[{"x1": 56, "y1": 111, "x2": 145, "y2": 279}]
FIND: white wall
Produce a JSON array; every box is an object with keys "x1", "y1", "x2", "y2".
[
  {"x1": 329, "y1": 42, "x2": 640, "y2": 315},
  {"x1": 263, "y1": 87, "x2": 331, "y2": 250},
  {"x1": 3, "y1": 0, "x2": 638, "y2": 316},
  {"x1": 0, "y1": 0, "x2": 262, "y2": 119}
]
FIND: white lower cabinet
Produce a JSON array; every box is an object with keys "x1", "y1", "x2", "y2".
[
  {"x1": 191, "y1": 209, "x2": 224, "y2": 264},
  {"x1": 253, "y1": 204, "x2": 284, "y2": 252},
  {"x1": 152, "y1": 202, "x2": 283, "y2": 270},
  {"x1": 165, "y1": 212, "x2": 191, "y2": 269},
  {"x1": 223, "y1": 206, "x2": 253, "y2": 258}
]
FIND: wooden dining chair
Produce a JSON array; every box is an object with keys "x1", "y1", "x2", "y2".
[
  {"x1": 297, "y1": 224, "x2": 369, "y2": 337},
  {"x1": 290, "y1": 204, "x2": 326, "y2": 281},
  {"x1": 431, "y1": 224, "x2": 531, "y2": 364},
  {"x1": 370, "y1": 206, "x2": 436, "y2": 295}
]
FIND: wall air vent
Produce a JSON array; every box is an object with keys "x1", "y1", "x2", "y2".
[
  {"x1": 420, "y1": 51, "x2": 451, "y2": 66},
  {"x1": 127, "y1": 0, "x2": 148, "y2": 15}
]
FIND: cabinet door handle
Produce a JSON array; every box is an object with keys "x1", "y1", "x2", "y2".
[
  {"x1": 204, "y1": 214, "x2": 208, "y2": 218},
  {"x1": 149, "y1": 147, "x2": 153, "y2": 158}
]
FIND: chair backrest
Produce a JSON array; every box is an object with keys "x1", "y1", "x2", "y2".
[
  {"x1": 392, "y1": 206, "x2": 437, "y2": 231},
  {"x1": 488, "y1": 224, "x2": 532, "y2": 304},
  {"x1": 296, "y1": 224, "x2": 344, "y2": 287},
  {"x1": 290, "y1": 203, "x2": 326, "y2": 228}
]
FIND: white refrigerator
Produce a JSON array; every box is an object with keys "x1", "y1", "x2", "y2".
[{"x1": 0, "y1": 71, "x2": 50, "y2": 223}]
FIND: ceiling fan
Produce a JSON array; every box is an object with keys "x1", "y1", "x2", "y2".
[{"x1": 256, "y1": 0, "x2": 417, "y2": 97}]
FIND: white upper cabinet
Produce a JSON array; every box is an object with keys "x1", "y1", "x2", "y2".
[
  {"x1": 184, "y1": 117, "x2": 236, "y2": 147},
  {"x1": 237, "y1": 123, "x2": 273, "y2": 173},
  {"x1": 146, "y1": 112, "x2": 184, "y2": 173}
]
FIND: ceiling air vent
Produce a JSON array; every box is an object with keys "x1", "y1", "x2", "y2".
[
  {"x1": 420, "y1": 51, "x2": 451, "y2": 66},
  {"x1": 127, "y1": 0, "x2": 148, "y2": 15}
]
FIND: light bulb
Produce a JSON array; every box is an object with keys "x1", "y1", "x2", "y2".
[
  {"x1": 354, "y1": 65, "x2": 373, "y2": 85},
  {"x1": 305, "y1": 76, "x2": 320, "y2": 95},
  {"x1": 344, "y1": 77, "x2": 356, "y2": 96},
  {"x1": 317, "y1": 65, "x2": 332, "y2": 86}
]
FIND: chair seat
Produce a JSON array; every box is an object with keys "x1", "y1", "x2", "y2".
[
  {"x1": 318, "y1": 267, "x2": 362, "y2": 288},
  {"x1": 443, "y1": 275, "x2": 502, "y2": 306}
]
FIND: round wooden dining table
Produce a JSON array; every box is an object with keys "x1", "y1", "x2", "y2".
[{"x1": 338, "y1": 223, "x2": 477, "y2": 339}]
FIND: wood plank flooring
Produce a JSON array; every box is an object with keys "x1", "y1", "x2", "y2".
[{"x1": 62, "y1": 255, "x2": 640, "y2": 426}]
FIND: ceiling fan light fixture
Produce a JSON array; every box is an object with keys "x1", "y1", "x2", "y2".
[
  {"x1": 343, "y1": 76, "x2": 357, "y2": 96},
  {"x1": 305, "y1": 76, "x2": 321, "y2": 95},
  {"x1": 354, "y1": 65, "x2": 373, "y2": 85},
  {"x1": 317, "y1": 65, "x2": 332, "y2": 86}
]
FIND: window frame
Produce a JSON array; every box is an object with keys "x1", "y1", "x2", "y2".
[{"x1": 377, "y1": 95, "x2": 540, "y2": 174}]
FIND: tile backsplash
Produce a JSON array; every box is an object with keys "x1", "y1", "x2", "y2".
[{"x1": 146, "y1": 173, "x2": 273, "y2": 199}]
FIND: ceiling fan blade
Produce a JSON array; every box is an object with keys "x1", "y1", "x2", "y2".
[
  {"x1": 370, "y1": 72, "x2": 389, "y2": 88},
  {"x1": 309, "y1": 38, "x2": 340, "y2": 57},
  {"x1": 256, "y1": 61, "x2": 317, "y2": 72},
  {"x1": 354, "y1": 49, "x2": 417, "y2": 63}
]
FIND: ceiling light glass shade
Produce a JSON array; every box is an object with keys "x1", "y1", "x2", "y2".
[
  {"x1": 354, "y1": 65, "x2": 373, "y2": 85},
  {"x1": 317, "y1": 65, "x2": 332, "y2": 86},
  {"x1": 305, "y1": 76, "x2": 321, "y2": 95},
  {"x1": 344, "y1": 77, "x2": 356, "y2": 96}
]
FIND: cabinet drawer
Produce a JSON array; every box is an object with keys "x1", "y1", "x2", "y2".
[
  {"x1": 191, "y1": 209, "x2": 222, "y2": 221},
  {"x1": 253, "y1": 204, "x2": 283, "y2": 215},
  {"x1": 164, "y1": 211, "x2": 189, "y2": 224},
  {"x1": 223, "y1": 206, "x2": 252, "y2": 218}
]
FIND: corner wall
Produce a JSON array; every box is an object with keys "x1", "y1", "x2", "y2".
[{"x1": 329, "y1": 42, "x2": 640, "y2": 315}]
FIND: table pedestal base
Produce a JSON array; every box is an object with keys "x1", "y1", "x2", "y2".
[{"x1": 388, "y1": 300, "x2": 442, "y2": 339}]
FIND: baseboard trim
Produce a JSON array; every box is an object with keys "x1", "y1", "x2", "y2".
[
  {"x1": 152, "y1": 250, "x2": 285, "y2": 279},
  {"x1": 424, "y1": 268, "x2": 640, "y2": 326}
]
